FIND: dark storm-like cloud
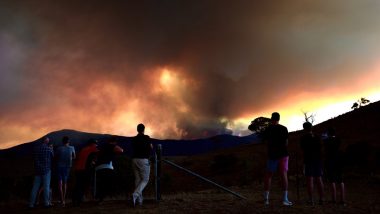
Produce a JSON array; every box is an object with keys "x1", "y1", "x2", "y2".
[{"x1": 1, "y1": 0, "x2": 380, "y2": 142}]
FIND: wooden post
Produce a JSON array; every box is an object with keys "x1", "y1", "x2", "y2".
[
  {"x1": 295, "y1": 152, "x2": 300, "y2": 201},
  {"x1": 155, "y1": 144, "x2": 162, "y2": 201}
]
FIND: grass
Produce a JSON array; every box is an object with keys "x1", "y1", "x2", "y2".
[{"x1": 1, "y1": 175, "x2": 379, "y2": 214}]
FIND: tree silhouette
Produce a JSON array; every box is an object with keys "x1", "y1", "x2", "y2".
[
  {"x1": 302, "y1": 111, "x2": 316, "y2": 124},
  {"x1": 352, "y1": 97, "x2": 370, "y2": 110},
  {"x1": 248, "y1": 117, "x2": 271, "y2": 134}
]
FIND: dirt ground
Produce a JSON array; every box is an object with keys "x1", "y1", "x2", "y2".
[{"x1": 1, "y1": 175, "x2": 379, "y2": 214}]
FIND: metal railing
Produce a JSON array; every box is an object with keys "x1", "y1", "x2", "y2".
[{"x1": 154, "y1": 144, "x2": 247, "y2": 201}]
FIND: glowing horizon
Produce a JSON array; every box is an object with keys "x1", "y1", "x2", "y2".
[{"x1": 1, "y1": 0, "x2": 380, "y2": 149}]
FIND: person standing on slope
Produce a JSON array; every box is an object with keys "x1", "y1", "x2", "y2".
[
  {"x1": 262, "y1": 112, "x2": 292, "y2": 206},
  {"x1": 323, "y1": 127, "x2": 346, "y2": 206},
  {"x1": 300, "y1": 122, "x2": 324, "y2": 205}
]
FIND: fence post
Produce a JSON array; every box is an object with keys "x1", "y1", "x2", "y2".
[{"x1": 155, "y1": 144, "x2": 162, "y2": 201}]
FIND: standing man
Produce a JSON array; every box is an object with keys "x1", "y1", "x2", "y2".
[
  {"x1": 56, "y1": 136, "x2": 76, "y2": 207},
  {"x1": 300, "y1": 122, "x2": 324, "y2": 205},
  {"x1": 29, "y1": 137, "x2": 54, "y2": 208},
  {"x1": 324, "y1": 127, "x2": 346, "y2": 205},
  {"x1": 131, "y1": 123, "x2": 153, "y2": 207},
  {"x1": 262, "y1": 112, "x2": 292, "y2": 206}
]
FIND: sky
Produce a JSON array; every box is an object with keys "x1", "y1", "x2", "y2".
[{"x1": 1, "y1": 0, "x2": 380, "y2": 149}]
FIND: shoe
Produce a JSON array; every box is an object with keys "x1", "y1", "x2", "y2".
[
  {"x1": 282, "y1": 200, "x2": 293, "y2": 206},
  {"x1": 138, "y1": 195, "x2": 143, "y2": 206},
  {"x1": 132, "y1": 194, "x2": 137, "y2": 207},
  {"x1": 318, "y1": 200, "x2": 324, "y2": 205},
  {"x1": 264, "y1": 199, "x2": 269, "y2": 206}
]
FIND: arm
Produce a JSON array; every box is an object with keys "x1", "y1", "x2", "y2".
[
  {"x1": 72, "y1": 147, "x2": 76, "y2": 160},
  {"x1": 114, "y1": 145, "x2": 124, "y2": 154}
]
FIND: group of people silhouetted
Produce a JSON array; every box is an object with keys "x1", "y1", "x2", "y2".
[
  {"x1": 28, "y1": 115, "x2": 346, "y2": 209},
  {"x1": 28, "y1": 123, "x2": 152, "y2": 209},
  {"x1": 262, "y1": 112, "x2": 346, "y2": 207}
]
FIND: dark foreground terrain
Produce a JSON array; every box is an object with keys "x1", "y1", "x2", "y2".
[{"x1": 1, "y1": 174, "x2": 379, "y2": 214}]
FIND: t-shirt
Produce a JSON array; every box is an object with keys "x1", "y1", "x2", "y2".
[
  {"x1": 74, "y1": 145, "x2": 98, "y2": 171},
  {"x1": 323, "y1": 136, "x2": 341, "y2": 162},
  {"x1": 132, "y1": 134, "x2": 152, "y2": 159},
  {"x1": 96, "y1": 143, "x2": 116, "y2": 165},
  {"x1": 56, "y1": 145, "x2": 76, "y2": 168},
  {"x1": 300, "y1": 133, "x2": 322, "y2": 164},
  {"x1": 262, "y1": 124, "x2": 289, "y2": 160}
]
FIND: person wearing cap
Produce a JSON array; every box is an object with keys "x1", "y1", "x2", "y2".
[
  {"x1": 72, "y1": 139, "x2": 99, "y2": 206},
  {"x1": 262, "y1": 112, "x2": 292, "y2": 206},
  {"x1": 131, "y1": 123, "x2": 153, "y2": 207}
]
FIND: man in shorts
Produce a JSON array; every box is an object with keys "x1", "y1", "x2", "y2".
[
  {"x1": 262, "y1": 112, "x2": 292, "y2": 206},
  {"x1": 56, "y1": 136, "x2": 76, "y2": 207},
  {"x1": 300, "y1": 122, "x2": 324, "y2": 205},
  {"x1": 323, "y1": 127, "x2": 346, "y2": 205}
]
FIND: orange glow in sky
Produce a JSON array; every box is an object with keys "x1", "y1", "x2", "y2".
[{"x1": 1, "y1": 0, "x2": 380, "y2": 149}]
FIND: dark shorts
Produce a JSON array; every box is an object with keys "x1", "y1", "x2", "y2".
[
  {"x1": 326, "y1": 162, "x2": 343, "y2": 183},
  {"x1": 58, "y1": 167, "x2": 71, "y2": 182},
  {"x1": 266, "y1": 156, "x2": 289, "y2": 173},
  {"x1": 304, "y1": 161, "x2": 322, "y2": 177}
]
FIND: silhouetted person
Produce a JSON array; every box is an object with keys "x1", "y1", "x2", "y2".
[
  {"x1": 29, "y1": 137, "x2": 54, "y2": 208},
  {"x1": 262, "y1": 112, "x2": 292, "y2": 206},
  {"x1": 36, "y1": 141, "x2": 54, "y2": 206},
  {"x1": 56, "y1": 136, "x2": 76, "y2": 207},
  {"x1": 300, "y1": 122, "x2": 324, "y2": 205},
  {"x1": 131, "y1": 123, "x2": 153, "y2": 207},
  {"x1": 95, "y1": 137, "x2": 123, "y2": 203},
  {"x1": 72, "y1": 139, "x2": 99, "y2": 206},
  {"x1": 323, "y1": 127, "x2": 346, "y2": 205}
]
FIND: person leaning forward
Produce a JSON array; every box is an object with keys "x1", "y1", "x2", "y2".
[{"x1": 131, "y1": 123, "x2": 153, "y2": 207}]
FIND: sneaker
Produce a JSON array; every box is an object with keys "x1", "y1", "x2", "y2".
[
  {"x1": 282, "y1": 200, "x2": 293, "y2": 206},
  {"x1": 138, "y1": 195, "x2": 143, "y2": 206},
  {"x1": 264, "y1": 200, "x2": 269, "y2": 206},
  {"x1": 132, "y1": 193, "x2": 137, "y2": 207}
]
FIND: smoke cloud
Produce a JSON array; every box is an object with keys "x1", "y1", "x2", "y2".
[{"x1": 1, "y1": 0, "x2": 380, "y2": 147}]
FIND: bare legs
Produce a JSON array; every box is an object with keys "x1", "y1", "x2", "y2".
[
  {"x1": 339, "y1": 182, "x2": 346, "y2": 203},
  {"x1": 280, "y1": 170, "x2": 289, "y2": 191},
  {"x1": 264, "y1": 169, "x2": 289, "y2": 192},
  {"x1": 316, "y1": 177, "x2": 324, "y2": 202},
  {"x1": 330, "y1": 182, "x2": 345, "y2": 203},
  {"x1": 58, "y1": 181, "x2": 67, "y2": 206},
  {"x1": 264, "y1": 171, "x2": 273, "y2": 192},
  {"x1": 264, "y1": 170, "x2": 291, "y2": 205},
  {"x1": 306, "y1": 176, "x2": 324, "y2": 203}
]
